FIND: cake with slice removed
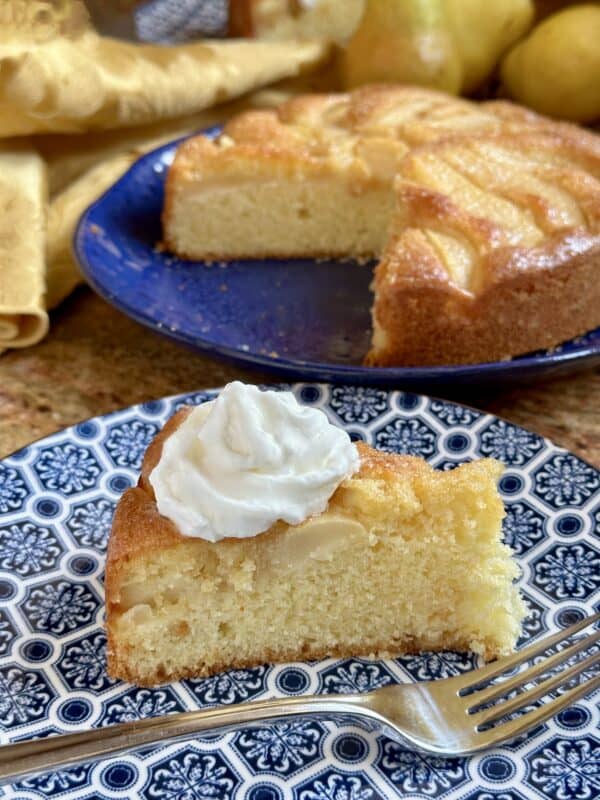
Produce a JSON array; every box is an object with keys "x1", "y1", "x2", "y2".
[
  {"x1": 162, "y1": 84, "x2": 600, "y2": 365},
  {"x1": 105, "y1": 383, "x2": 524, "y2": 686},
  {"x1": 162, "y1": 85, "x2": 550, "y2": 262}
]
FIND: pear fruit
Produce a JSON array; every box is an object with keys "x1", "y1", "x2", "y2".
[
  {"x1": 341, "y1": 0, "x2": 534, "y2": 95},
  {"x1": 502, "y1": 4, "x2": 600, "y2": 122},
  {"x1": 341, "y1": 0, "x2": 461, "y2": 94}
]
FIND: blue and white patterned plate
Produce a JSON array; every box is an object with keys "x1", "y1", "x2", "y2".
[
  {"x1": 1, "y1": 384, "x2": 599, "y2": 799},
  {"x1": 73, "y1": 133, "x2": 600, "y2": 390}
]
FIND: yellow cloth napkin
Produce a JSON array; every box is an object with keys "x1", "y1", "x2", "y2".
[
  {"x1": 45, "y1": 153, "x2": 139, "y2": 311},
  {"x1": 0, "y1": 86, "x2": 312, "y2": 352},
  {"x1": 0, "y1": 28, "x2": 329, "y2": 136},
  {"x1": 0, "y1": 143, "x2": 48, "y2": 352},
  {"x1": 0, "y1": 7, "x2": 330, "y2": 353}
]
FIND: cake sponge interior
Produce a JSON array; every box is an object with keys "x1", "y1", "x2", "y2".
[{"x1": 106, "y1": 440, "x2": 524, "y2": 687}]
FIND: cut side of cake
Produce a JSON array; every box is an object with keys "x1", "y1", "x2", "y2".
[
  {"x1": 162, "y1": 84, "x2": 600, "y2": 365},
  {"x1": 163, "y1": 126, "x2": 397, "y2": 259},
  {"x1": 163, "y1": 85, "x2": 546, "y2": 261},
  {"x1": 106, "y1": 405, "x2": 524, "y2": 686}
]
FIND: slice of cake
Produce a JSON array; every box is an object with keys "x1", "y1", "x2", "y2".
[{"x1": 106, "y1": 382, "x2": 524, "y2": 686}]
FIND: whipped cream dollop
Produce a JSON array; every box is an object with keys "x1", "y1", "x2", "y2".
[{"x1": 149, "y1": 382, "x2": 360, "y2": 542}]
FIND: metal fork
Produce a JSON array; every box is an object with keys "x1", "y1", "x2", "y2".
[{"x1": 1, "y1": 613, "x2": 599, "y2": 785}]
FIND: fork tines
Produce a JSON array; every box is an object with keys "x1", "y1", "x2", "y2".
[{"x1": 461, "y1": 611, "x2": 600, "y2": 739}]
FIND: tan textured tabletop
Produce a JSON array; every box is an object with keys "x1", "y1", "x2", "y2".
[{"x1": 1, "y1": 287, "x2": 599, "y2": 467}]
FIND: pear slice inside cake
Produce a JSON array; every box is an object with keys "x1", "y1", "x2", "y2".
[{"x1": 106, "y1": 398, "x2": 524, "y2": 686}]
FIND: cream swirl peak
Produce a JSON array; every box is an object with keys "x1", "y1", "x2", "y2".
[{"x1": 149, "y1": 382, "x2": 360, "y2": 542}]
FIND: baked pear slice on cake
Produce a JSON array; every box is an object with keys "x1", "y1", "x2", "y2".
[
  {"x1": 162, "y1": 85, "x2": 548, "y2": 261},
  {"x1": 367, "y1": 130, "x2": 600, "y2": 366},
  {"x1": 105, "y1": 383, "x2": 524, "y2": 687}
]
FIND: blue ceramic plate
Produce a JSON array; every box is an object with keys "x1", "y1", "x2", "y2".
[
  {"x1": 74, "y1": 133, "x2": 600, "y2": 390},
  {"x1": 1, "y1": 384, "x2": 599, "y2": 799}
]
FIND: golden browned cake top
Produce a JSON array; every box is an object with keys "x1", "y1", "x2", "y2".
[
  {"x1": 279, "y1": 85, "x2": 571, "y2": 144},
  {"x1": 380, "y1": 129, "x2": 600, "y2": 298},
  {"x1": 170, "y1": 85, "x2": 564, "y2": 185}
]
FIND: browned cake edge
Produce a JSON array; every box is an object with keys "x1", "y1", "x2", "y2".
[
  {"x1": 368, "y1": 233, "x2": 600, "y2": 366},
  {"x1": 366, "y1": 127, "x2": 600, "y2": 366},
  {"x1": 109, "y1": 634, "x2": 481, "y2": 687}
]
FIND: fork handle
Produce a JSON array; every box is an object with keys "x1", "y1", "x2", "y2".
[{"x1": 0, "y1": 693, "x2": 375, "y2": 786}]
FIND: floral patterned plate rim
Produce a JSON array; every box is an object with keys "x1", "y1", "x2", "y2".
[
  {"x1": 73, "y1": 132, "x2": 600, "y2": 390},
  {"x1": 0, "y1": 383, "x2": 598, "y2": 800}
]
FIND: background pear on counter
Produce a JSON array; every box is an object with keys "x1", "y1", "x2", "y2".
[
  {"x1": 340, "y1": 0, "x2": 462, "y2": 94},
  {"x1": 502, "y1": 3, "x2": 600, "y2": 122},
  {"x1": 446, "y1": 0, "x2": 534, "y2": 94},
  {"x1": 341, "y1": 0, "x2": 534, "y2": 96}
]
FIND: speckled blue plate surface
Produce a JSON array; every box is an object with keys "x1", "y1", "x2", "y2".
[
  {"x1": 73, "y1": 132, "x2": 600, "y2": 390},
  {"x1": 1, "y1": 384, "x2": 599, "y2": 799}
]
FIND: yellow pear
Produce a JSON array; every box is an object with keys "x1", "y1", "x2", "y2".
[
  {"x1": 341, "y1": 0, "x2": 462, "y2": 94},
  {"x1": 341, "y1": 0, "x2": 534, "y2": 95},
  {"x1": 502, "y1": 4, "x2": 600, "y2": 122},
  {"x1": 446, "y1": 0, "x2": 534, "y2": 93}
]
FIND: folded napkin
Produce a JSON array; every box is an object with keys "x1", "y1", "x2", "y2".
[
  {"x1": 0, "y1": 144, "x2": 48, "y2": 352},
  {"x1": 0, "y1": 0, "x2": 331, "y2": 353},
  {"x1": 35, "y1": 85, "x2": 299, "y2": 195},
  {"x1": 0, "y1": 27, "x2": 329, "y2": 135},
  {"x1": 45, "y1": 153, "x2": 138, "y2": 312}
]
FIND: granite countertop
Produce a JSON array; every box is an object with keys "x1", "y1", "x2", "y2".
[{"x1": 1, "y1": 287, "x2": 599, "y2": 466}]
